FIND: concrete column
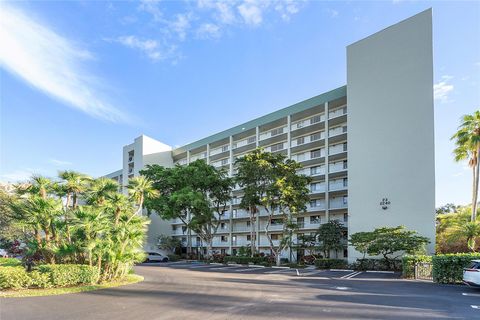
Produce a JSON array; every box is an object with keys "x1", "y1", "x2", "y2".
[
  {"x1": 229, "y1": 135, "x2": 233, "y2": 254},
  {"x1": 186, "y1": 150, "x2": 191, "y2": 164},
  {"x1": 206, "y1": 144, "x2": 210, "y2": 164},
  {"x1": 325, "y1": 102, "x2": 330, "y2": 222},
  {"x1": 287, "y1": 115, "x2": 292, "y2": 158},
  {"x1": 255, "y1": 127, "x2": 259, "y2": 147}
]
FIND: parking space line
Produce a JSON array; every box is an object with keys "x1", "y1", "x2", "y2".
[
  {"x1": 188, "y1": 265, "x2": 212, "y2": 269},
  {"x1": 341, "y1": 271, "x2": 362, "y2": 279},
  {"x1": 233, "y1": 268, "x2": 253, "y2": 272},
  {"x1": 264, "y1": 268, "x2": 293, "y2": 274},
  {"x1": 471, "y1": 305, "x2": 480, "y2": 309},
  {"x1": 463, "y1": 292, "x2": 480, "y2": 297}
]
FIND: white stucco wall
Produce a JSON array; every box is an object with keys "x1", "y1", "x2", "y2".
[{"x1": 347, "y1": 9, "x2": 435, "y2": 261}]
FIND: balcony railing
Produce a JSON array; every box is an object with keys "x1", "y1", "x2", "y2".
[
  {"x1": 291, "y1": 114, "x2": 325, "y2": 131},
  {"x1": 328, "y1": 105, "x2": 347, "y2": 119},
  {"x1": 233, "y1": 136, "x2": 256, "y2": 149},
  {"x1": 329, "y1": 126, "x2": 347, "y2": 137},
  {"x1": 259, "y1": 126, "x2": 287, "y2": 141}
]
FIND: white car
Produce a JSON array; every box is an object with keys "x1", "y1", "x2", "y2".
[
  {"x1": 144, "y1": 252, "x2": 169, "y2": 263},
  {"x1": 463, "y1": 260, "x2": 480, "y2": 287},
  {"x1": 0, "y1": 249, "x2": 7, "y2": 257}
]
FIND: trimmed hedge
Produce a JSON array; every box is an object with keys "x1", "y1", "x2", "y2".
[
  {"x1": 402, "y1": 255, "x2": 432, "y2": 278},
  {"x1": 0, "y1": 257, "x2": 22, "y2": 267},
  {"x1": 0, "y1": 264, "x2": 99, "y2": 290},
  {"x1": 351, "y1": 258, "x2": 402, "y2": 271},
  {"x1": 38, "y1": 264, "x2": 99, "y2": 287},
  {"x1": 432, "y1": 253, "x2": 480, "y2": 284},
  {"x1": 315, "y1": 258, "x2": 348, "y2": 269}
]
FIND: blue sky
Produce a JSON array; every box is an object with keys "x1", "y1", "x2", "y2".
[{"x1": 0, "y1": 0, "x2": 479, "y2": 207}]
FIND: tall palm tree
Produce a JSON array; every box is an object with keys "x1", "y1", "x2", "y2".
[
  {"x1": 59, "y1": 171, "x2": 91, "y2": 209},
  {"x1": 127, "y1": 176, "x2": 158, "y2": 219},
  {"x1": 28, "y1": 175, "x2": 53, "y2": 199},
  {"x1": 86, "y1": 178, "x2": 119, "y2": 206},
  {"x1": 106, "y1": 193, "x2": 133, "y2": 226},
  {"x1": 452, "y1": 110, "x2": 480, "y2": 221}
]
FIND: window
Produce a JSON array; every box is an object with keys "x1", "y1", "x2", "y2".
[
  {"x1": 311, "y1": 114, "x2": 322, "y2": 124},
  {"x1": 296, "y1": 137, "x2": 305, "y2": 145},
  {"x1": 311, "y1": 132, "x2": 322, "y2": 141},
  {"x1": 310, "y1": 165, "x2": 323, "y2": 175},
  {"x1": 232, "y1": 249, "x2": 237, "y2": 255},
  {"x1": 172, "y1": 225, "x2": 177, "y2": 231},
  {"x1": 343, "y1": 213, "x2": 348, "y2": 222},
  {"x1": 232, "y1": 235, "x2": 237, "y2": 243},
  {"x1": 311, "y1": 149, "x2": 322, "y2": 158},
  {"x1": 271, "y1": 234, "x2": 282, "y2": 240},
  {"x1": 221, "y1": 158, "x2": 229, "y2": 165},
  {"x1": 343, "y1": 178, "x2": 348, "y2": 187},
  {"x1": 343, "y1": 160, "x2": 348, "y2": 169},
  {"x1": 343, "y1": 126, "x2": 347, "y2": 133},
  {"x1": 221, "y1": 235, "x2": 228, "y2": 242},
  {"x1": 247, "y1": 136, "x2": 256, "y2": 144},
  {"x1": 343, "y1": 196, "x2": 348, "y2": 205},
  {"x1": 247, "y1": 235, "x2": 251, "y2": 241},
  {"x1": 310, "y1": 183, "x2": 324, "y2": 192},
  {"x1": 181, "y1": 226, "x2": 187, "y2": 233},
  {"x1": 220, "y1": 223, "x2": 226, "y2": 229},
  {"x1": 271, "y1": 219, "x2": 282, "y2": 225},
  {"x1": 271, "y1": 127, "x2": 284, "y2": 136},
  {"x1": 310, "y1": 216, "x2": 321, "y2": 224},
  {"x1": 297, "y1": 217, "x2": 304, "y2": 228},
  {"x1": 343, "y1": 142, "x2": 348, "y2": 151},
  {"x1": 343, "y1": 249, "x2": 348, "y2": 258},
  {"x1": 232, "y1": 209, "x2": 238, "y2": 218},
  {"x1": 246, "y1": 221, "x2": 251, "y2": 227},
  {"x1": 271, "y1": 142, "x2": 284, "y2": 152},
  {"x1": 222, "y1": 145, "x2": 229, "y2": 152},
  {"x1": 221, "y1": 249, "x2": 226, "y2": 255}
]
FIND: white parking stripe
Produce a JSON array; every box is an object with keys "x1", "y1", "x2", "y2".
[
  {"x1": 471, "y1": 305, "x2": 480, "y2": 309},
  {"x1": 463, "y1": 292, "x2": 480, "y2": 297},
  {"x1": 189, "y1": 265, "x2": 212, "y2": 269},
  {"x1": 341, "y1": 271, "x2": 362, "y2": 279},
  {"x1": 265, "y1": 268, "x2": 293, "y2": 274},
  {"x1": 233, "y1": 268, "x2": 253, "y2": 272},
  {"x1": 209, "y1": 266, "x2": 235, "y2": 271}
]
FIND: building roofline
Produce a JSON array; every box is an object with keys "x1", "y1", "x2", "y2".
[{"x1": 173, "y1": 85, "x2": 346, "y2": 154}]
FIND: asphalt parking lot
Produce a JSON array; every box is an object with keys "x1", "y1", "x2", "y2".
[{"x1": 1, "y1": 261, "x2": 479, "y2": 320}]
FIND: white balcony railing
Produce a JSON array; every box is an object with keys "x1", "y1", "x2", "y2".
[
  {"x1": 328, "y1": 105, "x2": 347, "y2": 119},
  {"x1": 329, "y1": 143, "x2": 347, "y2": 155},
  {"x1": 329, "y1": 161, "x2": 347, "y2": 173},
  {"x1": 259, "y1": 126, "x2": 287, "y2": 141},
  {"x1": 329, "y1": 126, "x2": 347, "y2": 137},
  {"x1": 329, "y1": 197, "x2": 348, "y2": 209},
  {"x1": 329, "y1": 181, "x2": 347, "y2": 191},
  {"x1": 291, "y1": 149, "x2": 325, "y2": 162},
  {"x1": 291, "y1": 131, "x2": 325, "y2": 147},
  {"x1": 233, "y1": 136, "x2": 256, "y2": 149},
  {"x1": 190, "y1": 152, "x2": 207, "y2": 161},
  {"x1": 210, "y1": 145, "x2": 230, "y2": 156},
  {"x1": 291, "y1": 114, "x2": 325, "y2": 131}
]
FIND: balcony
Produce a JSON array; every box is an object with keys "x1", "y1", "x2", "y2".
[
  {"x1": 329, "y1": 180, "x2": 347, "y2": 191},
  {"x1": 291, "y1": 149, "x2": 325, "y2": 162},
  {"x1": 264, "y1": 142, "x2": 286, "y2": 153},
  {"x1": 310, "y1": 183, "x2": 326, "y2": 193},
  {"x1": 233, "y1": 136, "x2": 256, "y2": 149},
  {"x1": 329, "y1": 143, "x2": 347, "y2": 156},
  {"x1": 210, "y1": 145, "x2": 230, "y2": 156},
  {"x1": 328, "y1": 105, "x2": 347, "y2": 119},
  {"x1": 329, "y1": 126, "x2": 347, "y2": 137},
  {"x1": 232, "y1": 210, "x2": 250, "y2": 219},
  {"x1": 291, "y1": 131, "x2": 325, "y2": 147},
  {"x1": 329, "y1": 161, "x2": 347, "y2": 173},
  {"x1": 212, "y1": 158, "x2": 230, "y2": 168},
  {"x1": 291, "y1": 114, "x2": 325, "y2": 131},
  {"x1": 191, "y1": 152, "x2": 207, "y2": 162},
  {"x1": 259, "y1": 126, "x2": 287, "y2": 141},
  {"x1": 176, "y1": 158, "x2": 187, "y2": 166},
  {"x1": 329, "y1": 198, "x2": 348, "y2": 209}
]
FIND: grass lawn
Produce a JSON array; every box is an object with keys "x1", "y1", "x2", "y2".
[{"x1": 0, "y1": 274, "x2": 143, "y2": 298}]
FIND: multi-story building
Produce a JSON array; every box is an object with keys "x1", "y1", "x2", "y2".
[{"x1": 104, "y1": 10, "x2": 435, "y2": 262}]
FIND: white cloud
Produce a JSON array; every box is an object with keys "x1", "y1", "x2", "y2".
[
  {"x1": 434, "y1": 75, "x2": 454, "y2": 103},
  {"x1": 49, "y1": 158, "x2": 73, "y2": 167},
  {"x1": 170, "y1": 13, "x2": 193, "y2": 41},
  {"x1": 196, "y1": 23, "x2": 221, "y2": 39},
  {"x1": 138, "y1": 0, "x2": 164, "y2": 22},
  {"x1": 325, "y1": 8, "x2": 339, "y2": 18},
  {"x1": 275, "y1": 0, "x2": 301, "y2": 21},
  {"x1": 110, "y1": 35, "x2": 179, "y2": 63},
  {"x1": 0, "y1": 4, "x2": 131, "y2": 123},
  {"x1": 237, "y1": 1, "x2": 263, "y2": 26}
]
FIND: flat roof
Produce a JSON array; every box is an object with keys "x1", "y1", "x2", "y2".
[{"x1": 173, "y1": 85, "x2": 346, "y2": 154}]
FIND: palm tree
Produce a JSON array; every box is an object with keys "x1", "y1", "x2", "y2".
[
  {"x1": 106, "y1": 193, "x2": 133, "y2": 226},
  {"x1": 28, "y1": 175, "x2": 53, "y2": 199},
  {"x1": 452, "y1": 110, "x2": 480, "y2": 221},
  {"x1": 86, "y1": 178, "x2": 119, "y2": 206},
  {"x1": 59, "y1": 171, "x2": 91, "y2": 209},
  {"x1": 447, "y1": 219, "x2": 480, "y2": 252},
  {"x1": 127, "y1": 176, "x2": 158, "y2": 220}
]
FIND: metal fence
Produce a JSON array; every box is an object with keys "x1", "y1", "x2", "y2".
[{"x1": 414, "y1": 262, "x2": 433, "y2": 280}]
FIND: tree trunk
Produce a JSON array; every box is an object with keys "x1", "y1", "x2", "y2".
[
  {"x1": 472, "y1": 149, "x2": 479, "y2": 221},
  {"x1": 250, "y1": 206, "x2": 255, "y2": 257},
  {"x1": 276, "y1": 253, "x2": 281, "y2": 267}
]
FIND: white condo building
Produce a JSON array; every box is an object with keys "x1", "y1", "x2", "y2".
[{"x1": 104, "y1": 10, "x2": 435, "y2": 262}]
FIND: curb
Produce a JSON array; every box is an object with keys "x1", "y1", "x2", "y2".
[{"x1": 366, "y1": 270, "x2": 395, "y2": 274}]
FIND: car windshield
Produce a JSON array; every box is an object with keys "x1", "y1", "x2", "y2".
[{"x1": 467, "y1": 262, "x2": 480, "y2": 269}]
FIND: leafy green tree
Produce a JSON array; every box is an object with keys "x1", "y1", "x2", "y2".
[
  {"x1": 157, "y1": 235, "x2": 182, "y2": 253},
  {"x1": 350, "y1": 226, "x2": 430, "y2": 268},
  {"x1": 317, "y1": 220, "x2": 347, "y2": 258},
  {"x1": 142, "y1": 160, "x2": 233, "y2": 260},
  {"x1": 451, "y1": 110, "x2": 480, "y2": 221},
  {"x1": 436, "y1": 203, "x2": 460, "y2": 215},
  {"x1": 235, "y1": 148, "x2": 311, "y2": 266},
  {"x1": 127, "y1": 176, "x2": 159, "y2": 219}
]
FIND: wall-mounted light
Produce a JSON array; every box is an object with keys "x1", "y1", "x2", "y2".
[{"x1": 380, "y1": 198, "x2": 391, "y2": 210}]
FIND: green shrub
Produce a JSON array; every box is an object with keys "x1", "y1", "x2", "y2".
[
  {"x1": 0, "y1": 258, "x2": 22, "y2": 267},
  {"x1": 38, "y1": 264, "x2": 99, "y2": 287},
  {"x1": 315, "y1": 258, "x2": 348, "y2": 269},
  {"x1": 167, "y1": 254, "x2": 180, "y2": 262},
  {"x1": 402, "y1": 255, "x2": 432, "y2": 278},
  {"x1": 0, "y1": 267, "x2": 31, "y2": 290},
  {"x1": 29, "y1": 270, "x2": 53, "y2": 288},
  {"x1": 351, "y1": 258, "x2": 402, "y2": 271},
  {"x1": 432, "y1": 253, "x2": 480, "y2": 284}
]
